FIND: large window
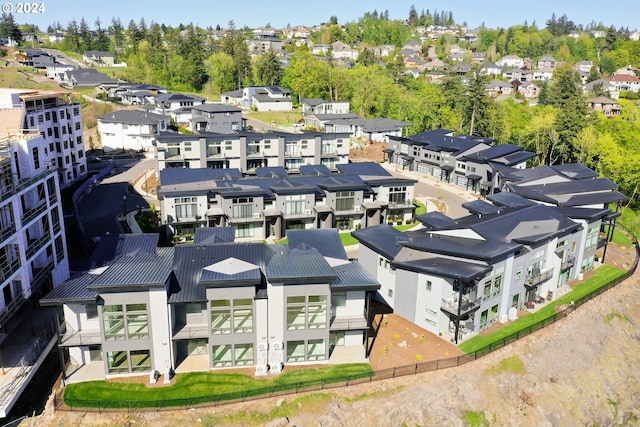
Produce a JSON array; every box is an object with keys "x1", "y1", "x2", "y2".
[
  {"x1": 388, "y1": 186, "x2": 407, "y2": 206},
  {"x1": 234, "y1": 343, "x2": 254, "y2": 366},
  {"x1": 175, "y1": 197, "x2": 197, "y2": 220},
  {"x1": 213, "y1": 343, "x2": 254, "y2": 367},
  {"x1": 232, "y1": 298, "x2": 253, "y2": 333},
  {"x1": 210, "y1": 300, "x2": 231, "y2": 334},
  {"x1": 287, "y1": 295, "x2": 327, "y2": 330},
  {"x1": 285, "y1": 194, "x2": 305, "y2": 215},
  {"x1": 103, "y1": 304, "x2": 149, "y2": 341},
  {"x1": 234, "y1": 223, "x2": 255, "y2": 238},
  {"x1": 212, "y1": 344, "x2": 233, "y2": 367},
  {"x1": 286, "y1": 339, "x2": 326, "y2": 362},
  {"x1": 106, "y1": 349, "x2": 151, "y2": 374},
  {"x1": 335, "y1": 191, "x2": 355, "y2": 212},
  {"x1": 232, "y1": 197, "x2": 253, "y2": 218}
]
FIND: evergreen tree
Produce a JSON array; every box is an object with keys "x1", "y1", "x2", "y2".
[
  {"x1": 222, "y1": 21, "x2": 253, "y2": 89},
  {"x1": 357, "y1": 48, "x2": 376, "y2": 66},
  {"x1": 408, "y1": 5, "x2": 418, "y2": 26},
  {"x1": 94, "y1": 18, "x2": 111, "y2": 52},
  {"x1": 111, "y1": 18, "x2": 124, "y2": 55},
  {"x1": 0, "y1": 12, "x2": 21, "y2": 44},
  {"x1": 464, "y1": 70, "x2": 493, "y2": 136},
  {"x1": 255, "y1": 49, "x2": 284, "y2": 86}
]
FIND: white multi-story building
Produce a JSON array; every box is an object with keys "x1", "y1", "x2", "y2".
[
  {"x1": 0, "y1": 88, "x2": 88, "y2": 189},
  {"x1": 98, "y1": 109, "x2": 170, "y2": 153},
  {"x1": 0, "y1": 132, "x2": 70, "y2": 416}
]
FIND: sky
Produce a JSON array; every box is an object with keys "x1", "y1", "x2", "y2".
[{"x1": 12, "y1": 0, "x2": 640, "y2": 31}]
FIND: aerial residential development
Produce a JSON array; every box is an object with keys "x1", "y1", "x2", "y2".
[{"x1": 0, "y1": 4, "x2": 639, "y2": 423}]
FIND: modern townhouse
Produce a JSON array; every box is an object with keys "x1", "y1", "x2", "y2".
[
  {"x1": 301, "y1": 99, "x2": 350, "y2": 116},
  {"x1": 154, "y1": 93, "x2": 206, "y2": 124},
  {"x1": 324, "y1": 117, "x2": 411, "y2": 143},
  {"x1": 40, "y1": 229, "x2": 380, "y2": 380},
  {"x1": 387, "y1": 129, "x2": 504, "y2": 190},
  {"x1": 0, "y1": 132, "x2": 70, "y2": 415},
  {"x1": 157, "y1": 162, "x2": 417, "y2": 239},
  {"x1": 82, "y1": 51, "x2": 115, "y2": 67},
  {"x1": 155, "y1": 130, "x2": 350, "y2": 173},
  {"x1": 0, "y1": 88, "x2": 88, "y2": 189},
  {"x1": 190, "y1": 104, "x2": 246, "y2": 133},
  {"x1": 353, "y1": 174, "x2": 625, "y2": 344},
  {"x1": 241, "y1": 86, "x2": 293, "y2": 112},
  {"x1": 97, "y1": 109, "x2": 171, "y2": 153}
]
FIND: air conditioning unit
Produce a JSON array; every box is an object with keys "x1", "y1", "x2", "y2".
[
  {"x1": 270, "y1": 362, "x2": 283, "y2": 374},
  {"x1": 255, "y1": 365, "x2": 268, "y2": 376},
  {"x1": 257, "y1": 342, "x2": 269, "y2": 351},
  {"x1": 272, "y1": 341, "x2": 284, "y2": 351},
  {"x1": 253, "y1": 212, "x2": 261, "y2": 218},
  {"x1": 305, "y1": 209, "x2": 312, "y2": 215},
  {"x1": 354, "y1": 205, "x2": 361, "y2": 212}
]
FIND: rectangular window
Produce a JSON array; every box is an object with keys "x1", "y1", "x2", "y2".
[
  {"x1": 234, "y1": 223, "x2": 254, "y2": 238},
  {"x1": 286, "y1": 340, "x2": 305, "y2": 362},
  {"x1": 130, "y1": 350, "x2": 151, "y2": 372},
  {"x1": 287, "y1": 296, "x2": 306, "y2": 330},
  {"x1": 212, "y1": 344, "x2": 233, "y2": 367},
  {"x1": 388, "y1": 186, "x2": 407, "y2": 206},
  {"x1": 232, "y1": 197, "x2": 253, "y2": 218},
  {"x1": 307, "y1": 295, "x2": 326, "y2": 329},
  {"x1": 515, "y1": 268, "x2": 523, "y2": 280},
  {"x1": 32, "y1": 147, "x2": 40, "y2": 169},
  {"x1": 210, "y1": 299, "x2": 231, "y2": 334},
  {"x1": 106, "y1": 351, "x2": 129, "y2": 374},
  {"x1": 483, "y1": 281, "x2": 491, "y2": 299},
  {"x1": 493, "y1": 275, "x2": 502, "y2": 296},
  {"x1": 233, "y1": 298, "x2": 253, "y2": 333},
  {"x1": 307, "y1": 339, "x2": 326, "y2": 361},
  {"x1": 335, "y1": 191, "x2": 355, "y2": 211},
  {"x1": 175, "y1": 196, "x2": 197, "y2": 219},
  {"x1": 425, "y1": 280, "x2": 432, "y2": 292},
  {"x1": 388, "y1": 289, "x2": 394, "y2": 297},
  {"x1": 234, "y1": 343, "x2": 254, "y2": 365},
  {"x1": 86, "y1": 303, "x2": 98, "y2": 319}
]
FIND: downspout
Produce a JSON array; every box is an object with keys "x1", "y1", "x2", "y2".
[{"x1": 455, "y1": 280, "x2": 462, "y2": 344}]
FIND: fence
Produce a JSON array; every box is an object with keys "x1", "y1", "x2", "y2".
[{"x1": 55, "y1": 229, "x2": 639, "y2": 413}]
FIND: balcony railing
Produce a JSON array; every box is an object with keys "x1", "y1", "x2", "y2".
[
  {"x1": 525, "y1": 268, "x2": 554, "y2": 289},
  {"x1": 21, "y1": 203, "x2": 47, "y2": 225},
  {"x1": 441, "y1": 295, "x2": 481, "y2": 318},
  {"x1": 330, "y1": 316, "x2": 368, "y2": 331},
  {"x1": 387, "y1": 199, "x2": 414, "y2": 209},
  {"x1": 59, "y1": 329, "x2": 102, "y2": 347},
  {"x1": 561, "y1": 255, "x2": 576, "y2": 272},
  {"x1": 0, "y1": 223, "x2": 16, "y2": 241},
  {"x1": 26, "y1": 233, "x2": 51, "y2": 259},
  {"x1": 172, "y1": 323, "x2": 209, "y2": 340},
  {"x1": 30, "y1": 261, "x2": 55, "y2": 294}
]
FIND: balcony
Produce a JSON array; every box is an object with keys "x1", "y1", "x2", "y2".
[
  {"x1": 59, "y1": 328, "x2": 102, "y2": 347},
  {"x1": 441, "y1": 294, "x2": 481, "y2": 318},
  {"x1": 0, "y1": 255, "x2": 21, "y2": 282},
  {"x1": 0, "y1": 223, "x2": 16, "y2": 241},
  {"x1": 525, "y1": 268, "x2": 554, "y2": 289},
  {"x1": 387, "y1": 199, "x2": 414, "y2": 209},
  {"x1": 26, "y1": 233, "x2": 51, "y2": 259},
  {"x1": 330, "y1": 316, "x2": 368, "y2": 331},
  {"x1": 30, "y1": 261, "x2": 54, "y2": 294},
  {"x1": 21, "y1": 203, "x2": 47, "y2": 225},
  {"x1": 172, "y1": 323, "x2": 209, "y2": 340},
  {"x1": 560, "y1": 255, "x2": 576, "y2": 272}
]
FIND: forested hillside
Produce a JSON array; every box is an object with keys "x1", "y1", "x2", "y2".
[{"x1": 8, "y1": 8, "x2": 640, "y2": 208}]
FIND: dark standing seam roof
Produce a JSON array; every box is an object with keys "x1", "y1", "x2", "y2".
[
  {"x1": 550, "y1": 163, "x2": 600, "y2": 180},
  {"x1": 88, "y1": 234, "x2": 159, "y2": 269},
  {"x1": 194, "y1": 227, "x2": 235, "y2": 244},
  {"x1": 487, "y1": 192, "x2": 538, "y2": 208},
  {"x1": 199, "y1": 266, "x2": 262, "y2": 286},
  {"x1": 392, "y1": 257, "x2": 492, "y2": 281},
  {"x1": 39, "y1": 273, "x2": 99, "y2": 306},
  {"x1": 462, "y1": 200, "x2": 503, "y2": 216},
  {"x1": 88, "y1": 252, "x2": 174, "y2": 290},
  {"x1": 255, "y1": 167, "x2": 288, "y2": 178},
  {"x1": 160, "y1": 168, "x2": 242, "y2": 186},
  {"x1": 352, "y1": 225, "x2": 406, "y2": 260},
  {"x1": 337, "y1": 162, "x2": 393, "y2": 177},
  {"x1": 286, "y1": 229, "x2": 348, "y2": 260},
  {"x1": 330, "y1": 262, "x2": 381, "y2": 291},
  {"x1": 299, "y1": 165, "x2": 332, "y2": 176},
  {"x1": 169, "y1": 243, "x2": 277, "y2": 303},
  {"x1": 266, "y1": 246, "x2": 336, "y2": 284},
  {"x1": 415, "y1": 212, "x2": 459, "y2": 229}
]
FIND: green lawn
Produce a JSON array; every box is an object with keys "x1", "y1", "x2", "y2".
[
  {"x1": 64, "y1": 363, "x2": 373, "y2": 408},
  {"x1": 245, "y1": 111, "x2": 303, "y2": 125},
  {"x1": 458, "y1": 265, "x2": 627, "y2": 354}
]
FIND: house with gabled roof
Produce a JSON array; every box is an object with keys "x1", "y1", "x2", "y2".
[
  {"x1": 154, "y1": 93, "x2": 206, "y2": 123},
  {"x1": 40, "y1": 229, "x2": 381, "y2": 379},
  {"x1": 587, "y1": 96, "x2": 622, "y2": 117},
  {"x1": 98, "y1": 109, "x2": 171, "y2": 152},
  {"x1": 190, "y1": 103, "x2": 245, "y2": 133},
  {"x1": 331, "y1": 41, "x2": 359, "y2": 61},
  {"x1": 82, "y1": 51, "x2": 115, "y2": 67},
  {"x1": 60, "y1": 69, "x2": 119, "y2": 89},
  {"x1": 241, "y1": 86, "x2": 292, "y2": 112},
  {"x1": 301, "y1": 99, "x2": 350, "y2": 115}
]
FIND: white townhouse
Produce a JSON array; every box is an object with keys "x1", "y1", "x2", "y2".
[
  {"x1": 40, "y1": 229, "x2": 380, "y2": 380},
  {"x1": 98, "y1": 109, "x2": 170, "y2": 153}
]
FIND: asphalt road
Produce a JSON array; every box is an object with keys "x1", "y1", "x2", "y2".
[{"x1": 77, "y1": 158, "x2": 153, "y2": 240}]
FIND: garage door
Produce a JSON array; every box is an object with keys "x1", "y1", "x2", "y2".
[
  {"x1": 417, "y1": 163, "x2": 429, "y2": 175},
  {"x1": 431, "y1": 166, "x2": 441, "y2": 178},
  {"x1": 456, "y1": 175, "x2": 468, "y2": 188}
]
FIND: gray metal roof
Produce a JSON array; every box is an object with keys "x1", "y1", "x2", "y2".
[
  {"x1": 393, "y1": 256, "x2": 491, "y2": 282},
  {"x1": 337, "y1": 162, "x2": 392, "y2": 177},
  {"x1": 330, "y1": 262, "x2": 380, "y2": 291},
  {"x1": 194, "y1": 227, "x2": 235, "y2": 244},
  {"x1": 192, "y1": 103, "x2": 242, "y2": 113},
  {"x1": 98, "y1": 109, "x2": 168, "y2": 125},
  {"x1": 415, "y1": 212, "x2": 459, "y2": 229},
  {"x1": 487, "y1": 192, "x2": 538, "y2": 208},
  {"x1": 40, "y1": 273, "x2": 98, "y2": 306},
  {"x1": 266, "y1": 246, "x2": 336, "y2": 284},
  {"x1": 88, "y1": 234, "x2": 159, "y2": 269},
  {"x1": 352, "y1": 225, "x2": 405, "y2": 260},
  {"x1": 286, "y1": 229, "x2": 348, "y2": 260},
  {"x1": 88, "y1": 251, "x2": 174, "y2": 290},
  {"x1": 550, "y1": 163, "x2": 600, "y2": 180},
  {"x1": 462, "y1": 200, "x2": 503, "y2": 216}
]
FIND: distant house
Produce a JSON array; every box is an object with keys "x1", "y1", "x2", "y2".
[
  {"x1": 119, "y1": 84, "x2": 168, "y2": 105},
  {"x1": 242, "y1": 86, "x2": 292, "y2": 111},
  {"x1": 583, "y1": 79, "x2": 618, "y2": 99},
  {"x1": 536, "y1": 56, "x2": 560, "y2": 69},
  {"x1": 486, "y1": 80, "x2": 513, "y2": 96},
  {"x1": 154, "y1": 93, "x2": 206, "y2": 123},
  {"x1": 480, "y1": 62, "x2": 501, "y2": 77},
  {"x1": 331, "y1": 41, "x2": 359, "y2": 61},
  {"x1": 60, "y1": 69, "x2": 119, "y2": 88},
  {"x1": 607, "y1": 74, "x2": 640, "y2": 93},
  {"x1": 311, "y1": 44, "x2": 330, "y2": 56},
  {"x1": 247, "y1": 38, "x2": 283, "y2": 56},
  {"x1": 496, "y1": 55, "x2": 524, "y2": 69},
  {"x1": 15, "y1": 48, "x2": 55, "y2": 68},
  {"x1": 98, "y1": 109, "x2": 170, "y2": 152},
  {"x1": 220, "y1": 89, "x2": 244, "y2": 105},
  {"x1": 630, "y1": 31, "x2": 640, "y2": 41},
  {"x1": 324, "y1": 117, "x2": 411, "y2": 142},
  {"x1": 587, "y1": 96, "x2": 622, "y2": 116},
  {"x1": 575, "y1": 60, "x2": 594, "y2": 74},
  {"x1": 517, "y1": 81, "x2": 540, "y2": 99},
  {"x1": 82, "y1": 51, "x2": 115, "y2": 67},
  {"x1": 45, "y1": 64, "x2": 74, "y2": 82},
  {"x1": 190, "y1": 103, "x2": 245, "y2": 133},
  {"x1": 302, "y1": 99, "x2": 350, "y2": 115}
]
